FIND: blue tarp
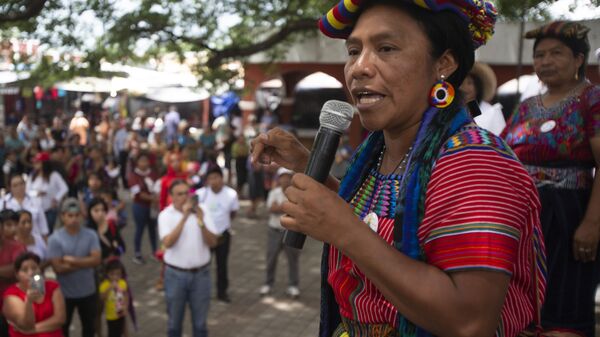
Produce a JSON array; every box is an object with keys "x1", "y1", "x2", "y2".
[{"x1": 210, "y1": 91, "x2": 240, "y2": 118}]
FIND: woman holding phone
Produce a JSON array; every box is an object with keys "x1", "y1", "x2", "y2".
[{"x1": 2, "y1": 252, "x2": 65, "y2": 337}]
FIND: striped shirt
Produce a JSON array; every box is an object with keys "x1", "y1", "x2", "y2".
[{"x1": 328, "y1": 128, "x2": 546, "y2": 337}]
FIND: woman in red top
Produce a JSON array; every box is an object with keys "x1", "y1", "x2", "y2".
[{"x1": 2, "y1": 252, "x2": 65, "y2": 337}]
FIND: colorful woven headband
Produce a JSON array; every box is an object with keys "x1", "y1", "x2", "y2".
[
  {"x1": 318, "y1": 0, "x2": 498, "y2": 49},
  {"x1": 525, "y1": 21, "x2": 590, "y2": 41}
]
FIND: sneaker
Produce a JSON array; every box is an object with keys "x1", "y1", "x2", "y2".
[
  {"x1": 132, "y1": 256, "x2": 146, "y2": 265},
  {"x1": 259, "y1": 285, "x2": 271, "y2": 296},
  {"x1": 286, "y1": 286, "x2": 300, "y2": 299}
]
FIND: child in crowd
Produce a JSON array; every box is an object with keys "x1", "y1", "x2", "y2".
[
  {"x1": 105, "y1": 156, "x2": 121, "y2": 189},
  {"x1": 99, "y1": 258, "x2": 129, "y2": 337},
  {"x1": 79, "y1": 172, "x2": 103, "y2": 213},
  {"x1": 0, "y1": 210, "x2": 18, "y2": 241},
  {"x1": 99, "y1": 189, "x2": 127, "y2": 229},
  {"x1": 259, "y1": 167, "x2": 301, "y2": 298}
]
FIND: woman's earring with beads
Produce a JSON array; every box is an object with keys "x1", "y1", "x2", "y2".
[{"x1": 429, "y1": 75, "x2": 455, "y2": 108}]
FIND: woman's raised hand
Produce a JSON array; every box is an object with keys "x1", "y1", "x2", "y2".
[
  {"x1": 250, "y1": 127, "x2": 310, "y2": 173},
  {"x1": 279, "y1": 172, "x2": 359, "y2": 246}
]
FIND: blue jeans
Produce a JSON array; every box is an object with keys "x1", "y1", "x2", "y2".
[
  {"x1": 164, "y1": 265, "x2": 211, "y2": 337},
  {"x1": 132, "y1": 203, "x2": 157, "y2": 255},
  {"x1": 44, "y1": 208, "x2": 58, "y2": 234}
]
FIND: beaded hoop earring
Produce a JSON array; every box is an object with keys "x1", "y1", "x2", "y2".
[{"x1": 429, "y1": 75, "x2": 455, "y2": 108}]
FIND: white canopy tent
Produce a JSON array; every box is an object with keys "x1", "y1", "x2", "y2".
[
  {"x1": 497, "y1": 74, "x2": 545, "y2": 102},
  {"x1": 145, "y1": 86, "x2": 209, "y2": 103},
  {"x1": 0, "y1": 71, "x2": 29, "y2": 85}
]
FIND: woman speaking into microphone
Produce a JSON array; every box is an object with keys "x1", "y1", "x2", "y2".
[{"x1": 251, "y1": 1, "x2": 546, "y2": 336}]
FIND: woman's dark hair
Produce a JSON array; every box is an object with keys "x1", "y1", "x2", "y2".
[
  {"x1": 17, "y1": 210, "x2": 32, "y2": 221},
  {"x1": 534, "y1": 36, "x2": 589, "y2": 80},
  {"x1": 86, "y1": 171, "x2": 102, "y2": 183},
  {"x1": 104, "y1": 258, "x2": 125, "y2": 274},
  {"x1": 14, "y1": 252, "x2": 41, "y2": 271},
  {"x1": 32, "y1": 160, "x2": 54, "y2": 182},
  {"x1": 8, "y1": 172, "x2": 25, "y2": 187},
  {"x1": 87, "y1": 197, "x2": 108, "y2": 231},
  {"x1": 0, "y1": 209, "x2": 19, "y2": 224},
  {"x1": 359, "y1": 0, "x2": 475, "y2": 88},
  {"x1": 135, "y1": 151, "x2": 151, "y2": 163}
]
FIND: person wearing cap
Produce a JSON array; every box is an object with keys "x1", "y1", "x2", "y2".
[
  {"x1": 251, "y1": 1, "x2": 546, "y2": 336},
  {"x1": 26, "y1": 152, "x2": 68, "y2": 234},
  {"x1": 259, "y1": 167, "x2": 301, "y2": 298},
  {"x1": 47, "y1": 198, "x2": 101, "y2": 337},
  {"x1": 502, "y1": 21, "x2": 600, "y2": 337},
  {"x1": 460, "y1": 62, "x2": 506, "y2": 136},
  {"x1": 194, "y1": 165, "x2": 239, "y2": 303}
]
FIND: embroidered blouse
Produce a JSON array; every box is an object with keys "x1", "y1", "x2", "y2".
[
  {"x1": 502, "y1": 85, "x2": 600, "y2": 168},
  {"x1": 328, "y1": 128, "x2": 546, "y2": 337}
]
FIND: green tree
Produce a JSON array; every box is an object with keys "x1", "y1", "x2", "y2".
[{"x1": 1, "y1": 0, "x2": 334, "y2": 89}]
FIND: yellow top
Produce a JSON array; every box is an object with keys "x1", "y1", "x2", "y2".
[{"x1": 99, "y1": 279, "x2": 128, "y2": 320}]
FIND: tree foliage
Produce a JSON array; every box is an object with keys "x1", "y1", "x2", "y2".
[
  {"x1": 1, "y1": 0, "x2": 599, "y2": 89},
  {"x1": 495, "y1": 0, "x2": 600, "y2": 20},
  {"x1": 1, "y1": 0, "x2": 334, "y2": 90}
]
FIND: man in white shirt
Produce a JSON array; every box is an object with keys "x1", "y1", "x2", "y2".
[
  {"x1": 159, "y1": 179, "x2": 217, "y2": 337},
  {"x1": 195, "y1": 166, "x2": 239, "y2": 303}
]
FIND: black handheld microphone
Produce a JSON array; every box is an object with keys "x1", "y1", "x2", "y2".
[{"x1": 283, "y1": 100, "x2": 354, "y2": 249}]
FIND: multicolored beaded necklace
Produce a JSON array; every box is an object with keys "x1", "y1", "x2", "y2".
[{"x1": 350, "y1": 145, "x2": 412, "y2": 220}]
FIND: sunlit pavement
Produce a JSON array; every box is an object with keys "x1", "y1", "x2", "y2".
[
  {"x1": 70, "y1": 194, "x2": 322, "y2": 337},
  {"x1": 65, "y1": 190, "x2": 600, "y2": 336}
]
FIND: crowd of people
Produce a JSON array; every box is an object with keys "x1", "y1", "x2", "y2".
[
  {"x1": 0, "y1": 4, "x2": 598, "y2": 337},
  {"x1": 0, "y1": 101, "x2": 306, "y2": 337}
]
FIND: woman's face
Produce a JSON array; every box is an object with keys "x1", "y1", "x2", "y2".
[
  {"x1": 16, "y1": 259, "x2": 41, "y2": 285},
  {"x1": 9, "y1": 176, "x2": 26, "y2": 198},
  {"x1": 17, "y1": 214, "x2": 33, "y2": 236},
  {"x1": 460, "y1": 75, "x2": 477, "y2": 103},
  {"x1": 533, "y1": 38, "x2": 583, "y2": 88},
  {"x1": 137, "y1": 156, "x2": 150, "y2": 171},
  {"x1": 88, "y1": 176, "x2": 102, "y2": 190},
  {"x1": 107, "y1": 268, "x2": 122, "y2": 282},
  {"x1": 90, "y1": 204, "x2": 107, "y2": 224},
  {"x1": 2, "y1": 220, "x2": 16, "y2": 239},
  {"x1": 344, "y1": 5, "x2": 437, "y2": 133}
]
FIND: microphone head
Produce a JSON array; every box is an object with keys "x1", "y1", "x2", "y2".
[{"x1": 319, "y1": 100, "x2": 354, "y2": 133}]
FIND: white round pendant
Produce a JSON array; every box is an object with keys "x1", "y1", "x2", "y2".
[
  {"x1": 363, "y1": 212, "x2": 379, "y2": 233},
  {"x1": 540, "y1": 120, "x2": 556, "y2": 133}
]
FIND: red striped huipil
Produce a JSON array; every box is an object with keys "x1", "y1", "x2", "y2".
[{"x1": 328, "y1": 131, "x2": 546, "y2": 337}]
